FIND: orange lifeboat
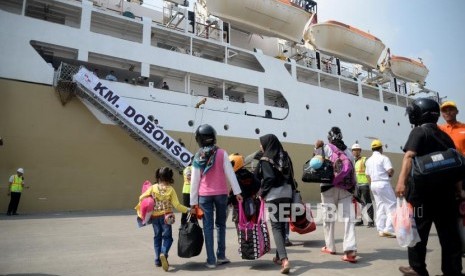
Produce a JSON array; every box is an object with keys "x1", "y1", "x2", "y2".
[
  {"x1": 205, "y1": 0, "x2": 316, "y2": 43},
  {"x1": 305, "y1": 20, "x2": 386, "y2": 69},
  {"x1": 389, "y1": 56, "x2": 429, "y2": 84}
]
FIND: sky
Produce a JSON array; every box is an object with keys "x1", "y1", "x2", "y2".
[{"x1": 316, "y1": 0, "x2": 465, "y2": 122}]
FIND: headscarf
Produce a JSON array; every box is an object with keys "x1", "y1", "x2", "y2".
[
  {"x1": 259, "y1": 134, "x2": 289, "y2": 174},
  {"x1": 327, "y1": 127, "x2": 348, "y2": 151},
  {"x1": 193, "y1": 145, "x2": 218, "y2": 175}
]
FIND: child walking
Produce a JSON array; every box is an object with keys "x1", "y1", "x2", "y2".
[{"x1": 138, "y1": 167, "x2": 190, "y2": 271}]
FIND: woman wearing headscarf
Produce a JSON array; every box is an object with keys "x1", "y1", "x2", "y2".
[
  {"x1": 255, "y1": 134, "x2": 294, "y2": 274},
  {"x1": 315, "y1": 126, "x2": 357, "y2": 263},
  {"x1": 190, "y1": 124, "x2": 243, "y2": 269}
]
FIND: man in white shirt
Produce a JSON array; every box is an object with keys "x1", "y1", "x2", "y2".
[{"x1": 365, "y1": 139, "x2": 396, "y2": 238}]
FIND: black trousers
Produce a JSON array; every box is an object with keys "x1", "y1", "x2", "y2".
[
  {"x1": 355, "y1": 185, "x2": 374, "y2": 223},
  {"x1": 408, "y1": 200, "x2": 462, "y2": 276},
  {"x1": 180, "y1": 193, "x2": 190, "y2": 225},
  {"x1": 7, "y1": 192, "x2": 21, "y2": 214}
]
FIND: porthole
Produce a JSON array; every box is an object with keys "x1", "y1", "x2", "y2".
[
  {"x1": 141, "y1": 157, "x2": 149, "y2": 165},
  {"x1": 255, "y1": 128, "x2": 260, "y2": 134},
  {"x1": 224, "y1": 124, "x2": 229, "y2": 130},
  {"x1": 306, "y1": 104, "x2": 310, "y2": 110},
  {"x1": 382, "y1": 119, "x2": 386, "y2": 124},
  {"x1": 397, "y1": 122, "x2": 400, "y2": 126},
  {"x1": 384, "y1": 106, "x2": 388, "y2": 111},
  {"x1": 366, "y1": 116, "x2": 370, "y2": 121},
  {"x1": 348, "y1": 113, "x2": 352, "y2": 117},
  {"x1": 188, "y1": 120, "x2": 194, "y2": 127},
  {"x1": 328, "y1": 109, "x2": 332, "y2": 114},
  {"x1": 385, "y1": 144, "x2": 388, "y2": 149},
  {"x1": 400, "y1": 146, "x2": 403, "y2": 151},
  {"x1": 283, "y1": 132, "x2": 287, "y2": 137}
]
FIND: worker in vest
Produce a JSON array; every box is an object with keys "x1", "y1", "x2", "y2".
[
  {"x1": 351, "y1": 144, "x2": 375, "y2": 228},
  {"x1": 7, "y1": 168, "x2": 25, "y2": 216},
  {"x1": 180, "y1": 164, "x2": 192, "y2": 226}
]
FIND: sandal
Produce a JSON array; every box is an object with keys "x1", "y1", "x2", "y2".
[
  {"x1": 280, "y1": 259, "x2": 290, "y2": 274},
  {"x1": 321, "y1": 246, "x2": 336, "y2": 255},
  {"x1": 273, "y1": 256, "x2": 282, "y2": 265},
  {"x1": 342, "y1": 255, "x2": 357, "y2": 263}
]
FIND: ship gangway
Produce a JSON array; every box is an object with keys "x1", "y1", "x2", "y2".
[{"x1": 53, "y1": 62, "x2": 192, "y2": 172}]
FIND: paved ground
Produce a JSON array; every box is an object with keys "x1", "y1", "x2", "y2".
[{"x1": 0, "y1": 209, "x2": 446, "y2": 276}]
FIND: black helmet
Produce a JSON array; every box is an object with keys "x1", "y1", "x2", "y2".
[
  {"x1": 195, "y1": 124, "x2": 217, "y2": 147},
  {"x1": 328, "y1": 126, "x2": 343, "y2": 142},
  {"x1": 406, "y1": 98, "x2": 440, "y2": 126}
]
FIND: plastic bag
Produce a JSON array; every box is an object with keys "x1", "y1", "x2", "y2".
[{"x1": 392, "y1": 197, "x2": 420, "y2": 247}]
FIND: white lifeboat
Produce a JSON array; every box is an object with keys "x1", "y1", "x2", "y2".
[
  {"x1": 389, "y1": 55, "x2": 429, "y2": 84},
  {"x1": 205, "y1": 0, "x2": 316, "y2": 43},
  {"x1": 305, "y1": 20, "x2": 386, "y2": 69}
]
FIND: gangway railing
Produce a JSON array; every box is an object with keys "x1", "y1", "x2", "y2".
[{"x1": 53, "y1": 63, "x2": 192, "y2": 172}]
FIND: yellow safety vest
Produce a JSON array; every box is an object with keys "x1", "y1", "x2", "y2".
[
  {"x1": 10, "y1": 174, "x2": 23, "y2": 193},
  {"x1": 355, "y1": 157, "x2": 369, "y2": 185},
  {"x1": 182, "y1": 166, "x2": 191, "y2": 194}
]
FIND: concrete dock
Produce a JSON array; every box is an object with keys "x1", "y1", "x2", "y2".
[{"x1": 0, "y1": 210, "x2": 445, "y2": 276}]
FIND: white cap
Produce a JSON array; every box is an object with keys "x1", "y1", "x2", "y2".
[
  {"x1": 351, "y1": 144, "x2": 362, "y2": 150},
  {"x1": 17, "y1": 168, "x2": 24, "y2": 174}
]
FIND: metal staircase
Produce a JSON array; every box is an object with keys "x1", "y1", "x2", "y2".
[{"x1": 53, "y1": 63, "x2": 191, "y2": 172}]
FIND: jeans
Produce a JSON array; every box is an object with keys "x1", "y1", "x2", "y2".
[
  {"x1": 199, "y1": 194, "x2": 228, "y2": 265},
  {"x1": 152, "y1": 216, "x2": 173, "y2": 264}
]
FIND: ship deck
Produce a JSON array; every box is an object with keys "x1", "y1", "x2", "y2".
[{"x1": 0, "y1": 210, "x2": 445, "y2": 276}]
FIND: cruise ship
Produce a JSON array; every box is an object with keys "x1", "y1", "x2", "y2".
[{"x1": 0, "y1": 0, "x2": 434, "y2": 213}]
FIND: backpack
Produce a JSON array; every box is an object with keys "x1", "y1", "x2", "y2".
[{"x1": 327, "y1": 144, "x2": 356, "y2": 190}]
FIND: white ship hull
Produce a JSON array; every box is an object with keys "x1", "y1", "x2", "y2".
[{"x1": 0, "y1": 0, "x2": 414, "y2": 212}]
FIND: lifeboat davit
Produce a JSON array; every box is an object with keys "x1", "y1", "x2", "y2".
[
  {"x1": 305, "y1": 20, "x2": 386, "y2": 69},
  {"x1": 389, "y1": 55, "x2": 429, "y2": 84},
  {"x1": 205, "y1": 0, "x2": 315, "y2": 43}
]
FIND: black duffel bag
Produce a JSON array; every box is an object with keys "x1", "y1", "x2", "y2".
[
  {"x1": 302, "y1": 158, "x2": 334, "y2": 183},
  {"x1": 178, "y1": 214, "x2": 204, "y2": 258}
]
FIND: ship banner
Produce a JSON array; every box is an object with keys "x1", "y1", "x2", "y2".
[{"x1": 74, "y1": 67, "x2": 193, "y2": 167}]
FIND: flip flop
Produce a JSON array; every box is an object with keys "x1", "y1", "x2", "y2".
[
  {"x1": 342, "y1": 255, "x2": 357, "y2": 263},
  {"x1": 321, "y1": 246, "x2": 336, "y2": 255},
  {"x1": 273, "y1": 256, "x2": 282, "y2": 265}
]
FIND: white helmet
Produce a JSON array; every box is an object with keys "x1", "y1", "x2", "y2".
[
  {"x1": 17, "y1": 168, "x2": 24, "y2": 174},
  {"x1": 351, "y1": 144, "x2": 361, "y2": 150}
]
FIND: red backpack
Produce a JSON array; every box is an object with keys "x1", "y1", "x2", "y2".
[{"x1": 327, "y1": 144, "x2": 356, "y2": 190}]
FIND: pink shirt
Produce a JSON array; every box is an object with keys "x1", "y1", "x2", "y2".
[{"x1": 190, "y1": 149, "x2": 241, "y2": 205}]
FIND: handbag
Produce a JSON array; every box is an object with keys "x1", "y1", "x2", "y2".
[
  {"x1": 302, "y1": 148, "x2": 334, "y2": 183},
  {"x1": 237, "y1": 199, "x2": 271, "y2": 260},
  {"x1": 289, "y1": 190, "x2": 316, "y2": 234},
  {"x1": 411, "y1": 127, "x2": 465, "y2": 184},
  {"x1": 177, "y1": 213, "x2": 204, "y2": 258}
]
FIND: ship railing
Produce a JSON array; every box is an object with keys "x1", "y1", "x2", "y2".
[{"x1": 53, "y1": 63, "x2": 190, "y2": 171}]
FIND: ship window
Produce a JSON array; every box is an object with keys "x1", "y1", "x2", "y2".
[
  {"x1": 224, "y1": 124, "x2": 229, "y2": 131},
  {"x1": 255, "y1": 128, "x2": 260, "y2": 134},
  {"x1": 141, "y1": 157, "x2": 149, "y2": 165},
  {"x1": 265, "y1": 110, "x2": 272, "y2": 118},
  {"x1": 383, "y1": 119, "x2": 386, "y2": 124},
  {"x1": 385, "y1": 144, "x2": 388, "y2": 149},
  {"x1": 283, "y1": 132, "x2": 287, "y2": 138},
  {"x1": 306, "y1": 104, "x2": 310, "y2": 110},
  {"x1": 328, "y1": 109, "x2": 332, "y2": 114},
  {"x1": 188, "y1": 120, "x2": 194, "y2": 127},
  {"x1": 384, "y1": 106, "x2": 389, "y2": 111},
  {"x1": 366, "y1": 116, "x2": 370, "y2": 121},
  {"x1": 348, "y1": 113, "x2": 352, "y2": 117}
]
